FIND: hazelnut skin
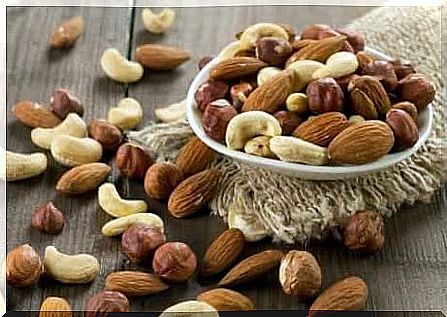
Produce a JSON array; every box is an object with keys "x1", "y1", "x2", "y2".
[
  {"x1": 89, "y1": 119, "x2": 123, "y2": 151},
  {"x1": 397, "y1": 73, "x2": 435, "y2": 111},
  {"x1": 152, "y1": 242, "x2": 197, "y2": 283},
  {"x1": 144, "y1": 162, "x2": 183, "y2": 200},
  {"x1": 344, "y1": 210, "x2": 385, "y2": 253},
  {"x1": 390, "y1": 58, "x2": 416, "y2": 80},
  {"x1": 31, "y1": 201, "x2": 64, "y2": 234},
  {"x1": 391, "y1": 101, "x2": 418, "y2": 122},
  {"x1": 201, "y1": 99, "x2": 238, "y2": 141},
  {"x1": 230, "y1": 82, "x2": 253, "y2": 111},
  {"x1": 300, "y1": 24, "x2": 334, "y2": 40},
  {"x1": 50, "y1": 88, "x2": 84, "y2": 119},
  {"x1": 336, "y1": 28, "x2": 366, "y2": 52},
  {"x1": 273, "y1": 111, "x2": 302, "y2": 135},
  {"x1": 115, "y1": 143, "x2": 153, "y2": 179},
  {"x1": 194, "y1": 81, "x2": 229, "y2": 112},
  {"x1": 84, "y1": 290, "x2": 129, "y2": 317},
  {"x1": 6, "y1": 244, "x2": 43, "y2": 287},
  {"x1": 306, "y1": 78, "x2": 344, "y2": 114},
  {"x1": 361, "y1": 60, "x2": 398, "y2": 92},
  {"x1": 198, "y1": 56, "x2": 214, "y2": 70},
  {"x1": 255, "y1": 37, "x2": 293, "y2": 66},
  {"x1": 121, "y1": 224, "x2": 166, "y2": 263},
  {"x1": 386, "y1": 109, "x2": 419, "y2": 151}
]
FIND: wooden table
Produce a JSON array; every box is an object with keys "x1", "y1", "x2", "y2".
[{"x1": 6, "y1": 5, "x2": 447, "y2": 313}]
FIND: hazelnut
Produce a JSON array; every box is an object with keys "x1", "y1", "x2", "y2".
[
  {"x1": 279, "y1": 250, "x2": 322, "y2": 297},
  {"x1": 344, "y1": 210, "x2": 385, "y2": 253},
  {"x1": 31, "y1": 201, "x2": 64, "y2": 234},
  {"x1": 386, "y1": 109, "x2": 419, "y2": 150},
  {"x1": 255, "y1": 37, "x2": 293, "y2": 66},
  {"x1": 152, "y1": 242, "x2": 197, "y2": 283},
  {"x1": 230, "y1": 82, "x2": 253, "y2": 111},
  {"x1": 397, "y1": 73, "x2": 435, "y2": 110},
  {"x1": 49, "y1": 88, "x2": 84, "y2": 119},
  {"x1": 198, "y1": 56, "x2": 214, "y2": 70},
  {"x1": 273, "y1": 111, "x2": 302, "y2": 135},
  {"x1": 390, "y1": 58, "x2": 416, "y2": 80},
  {"x1": 144, "y1": 162, "x2": 183, "y2": 200},
  {"x1": 84, "y1": 290, "x2": 129, "y2": 317},
  {"x1": 361, "y1": 60, "x2": 398, "y2": 92},
  {"x1": 121, "y1": 224, "x2": 166, "y2": 263},
  {"x1": 336, "y1": 28, "x2": 366, "y2": 52},
  {"x1": 306, "y1": 78, "x2": 344, "y2": 114},
  {"x1": 300, "y1": 24, "x2": 334, "y2": 40},
  {"x1": 194, "y1": 81, "x2": 229, "y2": 112},
  {"x1": 6, "y1": 244, "x2": 42, "y2": 287},
  {"x1": 201, "y1": 99, "x2": 238, "y2": 141},
  {"x1": 88, "y1": 119, "x2": 123, "y2": 151},
  {"x1": 391, "y1": 101, "x2": 418, "y2": 122},
  {"x1": 115, "y1": 143, "x2": 153, "y2": 179}
]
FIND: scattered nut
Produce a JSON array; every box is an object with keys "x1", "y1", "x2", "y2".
[
  {"x1": 239, "y1": 23, "x2": 289, "y2": 50},
  {"x1": 121, "y1": 224, "x2": 165, "y2": 263},
  {"x1": 153, "y1": 242, "x2": 197, "y2": 283},
  {"x1": 391, "y1": 101, "x2": 418, "y2": 122},
  {"x1": 100, "y1": 48, "x2": 144, "y2": 83},
  {"x1": 197, "y1": 288, "x2": 255, "y2": 311},
  {"x1": 144, "y1": 162, "x2": 183, "y2": 200},
  {"x1": 255, "y1": 37, "x2": 293, "y2": 65},
  {"x1": 108, "y1": 98, "x2": 143, "y2": 130},
  {"x1": 135, "y1": 44, "x2": 190, "y2": 70},
  {"x1": 49, "y1": 88, "x2": 84, "y2": 119},
  {"x1": 159, "y1": 300, "x2": 219, "y2": 317},
  {"x1": 227, "y1": 205, "x2": 268, "y2": 242},
  {"x1": 50, "y1": 135, "x2": 103, "y2": 167},
  {"x1": 286, "y1": 93, "x2": 308, "y2": 114},
  {"x1": 31, "y1": 201, "x2": 64, "y2": 234},
  {"x1": 270, "y1": 136, "x2": 329, "y2": 165},
  {"x1": 12, "y1": 100, "x2": 61, "y2": 128},
  {"x1": 257, "y1": 66, "x2": 281, "y2": 86},
  {"x1": 194, "y1": 80, "x2": 229, "y2": 112},
  {"x1": 115, "y1": 143, "x2": 153, "y2": 179},
  {"x1": 202, "y1": 99, "x2": 238, "y2": 141},
  {"x1": 397, "y1": 73, "x2": 435, "y2": 110},
  {"x1": 6, "y1": 150, "x2": 48, "y2": 181},
  {"x1": 273, "y1": 111, "x2": 302, "y2": 135},
  {"x1": 56, "y1": 162, "x2": 111, "y2": 194},
  {"x1": 244, "y1": 136, "x2": 276, "y2": 158},
  {"x1": 141, "y1": 8, "x2": 175, "y2": 34},
  {"x1": 6, "y1": 244, "x2": 42, "y2": 287},
  {"x1": 98, "y1": 183, "x2": 148, "y2": 218},
  {"x1": 88, "y1": 119, "x2": 123, "y2": 151},
  {"x1": 386, "y1": 109, "x2": 419, "y2": 150},
  {"x1": 50, "y1": 16, "x2": 84, "y2": 48},
  {"x1": 154, "y1": 99, "x2": 187, "y2": 123},
  {"x1": 101, "y1": 212, "x2": 164, "y2": 237},
  {"x1": 39, "y1": 296, "x2": 72, "y2": 317},
  {"x1": 105, "y1": 271, "x2": 170, "y2": 297},
  {"x1": 306, "y1": 78, "x2": 344, "y2": 113},
  {"x1": 85, "y1": 291, "x2": 129, "y2": 317},
  {"x1": 230, "y1": 82, "x2": 253, "y2": 111},
  {"x1": 361, "y1": 60, "x2": 398, "y2": 91},
  {"x1": 344, "y1": 210, "x2": 385, "y2": 253}
]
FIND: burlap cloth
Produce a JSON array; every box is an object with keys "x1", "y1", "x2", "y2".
[{"x1": 129, "y1": 6, "x2": 446, "y2": 244}]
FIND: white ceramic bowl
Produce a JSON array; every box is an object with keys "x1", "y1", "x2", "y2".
[{"x1": 186, "y1": 46, "x2": 433, "y2": 180}]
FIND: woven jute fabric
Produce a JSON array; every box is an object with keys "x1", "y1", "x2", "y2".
[{"x1": 129, "y1": 6, "x2": 446, "y2": 244}]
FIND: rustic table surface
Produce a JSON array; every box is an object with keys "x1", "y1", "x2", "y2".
[{"x1": 6, "y1": 5, "x2": 447, "y2": 313}]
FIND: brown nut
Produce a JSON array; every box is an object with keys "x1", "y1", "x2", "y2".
[
  {"x1": 335, "y1": 28, "x2": 365, "y2": 52},
  {"x1": 88, "y1": 119, "x2": 123, "y2": 151},
  {"x1": 273, "y1": 111, "x2": 302, "y2": 135},
  {"x1": 135, "y1": 44, "x2": 190, "y2": 70},
  {"x1": 255, "y1": 37, "x2": 293, "y2": 66},
  {"x1": 202, "y1": 99, "x2": 238, "y2": 141},
  {"x1": 84, "y1": 290, "x2": 129, "y2": 317},
  {"x1": 49, "y1": 88, "x2": 84, "y2": 119},
  {"x1": 115, "y1": 143, "x2": 153, "y2": 179},
  {"x1": 344, "y1": 210, "x2": 385, "y2": 253},
  {"x1": 355, "y1": 51, "x2": 376, "y2": 71},
  {"x1": 361, "y1": 60, "x2": 398, "y2": 92},
  {"x1": 230, "y1": 82, "x2": 253, "y2": 111},
  {"x1": 50, "y1": 16, "x2": 84, "y2": 48},
  {"x1": 391, "y1": 101, "x2": 418, "y2": 122},
  {"x1": 300, "y1": 24, "x2": 334, "y2": 40},
  {"x1": 390, "y1": 58, "x2": 416, "y2": 80},
  {"x1": 397, "y1": 73, "x2": 435, "y2": 111},
  {"x1": 152, "y1": 242, "x2": 197, "y2": 283},
  {"x1": 12, "y1": 100, "x2": 62, "y2": 128},
  {"x1": 386, "y1": 109, "x2": 419, "y2": 150},
  {"x1": 194, "y1": 80, "x2": 229, "y2": 112},
  {"x1": 144, "y1": 162, "x2": 183, "y2": 200},
  {"x1": 198, "y1": 56, "x2": 214, "y2": 70},
  {"x1": 121, "y1": 224, "x2": 166, "y2": 263},
  {"x1": 6, "y1": 244, "x2": 43, "y2": 287},
  {"x1": 39, "y1": 296, "x2": 73, "y2": 317},
  {"x1": 234, "y1": 49, "x2": 256, "y2": 58},
  {"x1": 31, "y1": 201, "x2": 65, "y2": 234},
  {"x1": 335, "y1": 74, "x2": 360, "y2": 92},
  {"x1": 306, "y1": 78, "x2": 344, "y2": 114}
]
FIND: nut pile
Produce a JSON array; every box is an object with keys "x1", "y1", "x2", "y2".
[{"x1": 195, "y1": 22, "x2": 436, "y2": 166}]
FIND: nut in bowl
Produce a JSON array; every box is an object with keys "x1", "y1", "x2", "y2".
[{"x1": 187, "y1": 23, "x2": 434, "y2": 180}]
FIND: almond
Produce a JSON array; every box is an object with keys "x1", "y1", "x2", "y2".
[
  {"x1": 218, "y1": 249, "x2": 283, "y2": 287},
  {"x1": 293, "y1": 112, "x2": 350, "y2": 146},
  {"x1": 135, "y1": 44, "x2": 190, "y2": 70},
  {"x1": 242, "y1": 69, "x2": 296, "y2": 113},
  {"x1": 39, "y1": 296, "x2": 73, "y2": 317},
  {"x1": 201, "y1": 228, "x2": 245, "y2": 276},
  {"x1": 55, "y1": 162, "x2": 111, "y2": 194},
  {"x1": 308, "y1": 276, "x2": 368, "y2": 316},
  {"x1": 12, "y1": 100, "x2": 61, "y2": 128},
  {"x1": 168, "y1": 169, "x2": 219, "y2": 218},
  {"x1": 209, "y1": 57, "x2": 267, "y2": 81},
  {"x1": 197, "y1": 288, "x2": 255, "y2": 311},
  {"x1": 50, "y1": 16, "x2": 84, "y2": 48},
  {"x1": 175, "y1": 136, "x2": 215, "y2": 178},
  {"x1": 105, "y1": 271, "x2": 170, "y2": 297},
  {"x1": 286, "y1": 35, "x2": 347, "y2": 65},
  {"x1": 328, "y1": 120, "x2": 394, "y2": 165}
]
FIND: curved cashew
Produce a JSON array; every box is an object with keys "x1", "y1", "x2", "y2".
[
  {"x1": 269, "y1": 136, "x2": 328, "y2": 166},
  {"x1": 287, "y1": 60, "x2": 324, "y2": 91},
  {"x1": 43, "y1": 246, "x2": 100, "y2": 284},
  {"x1": 107, "y1": 97, "x2": 143, "y2": 130},
  {"x1": 239, "y1": 23, "x2": 289, "y2": 50},
  {"x1": 141, "y1": 8, "x2": 175, "y2": 34},
  {"x1": 312, "y1": 51, "x2": 358, "y2": 79},
  {"x1": 100, "y1": 48, "x2": 144, "y2": 83},
  {"x1": 257, "y1": 66, "x2": 281, "y2": 86},
  {"x1": 101, "y1": 212, "x2": 164, "y2": 237},
  {"x1": 154, "y1": 99, "x2": 186, "y2": 123},
  {"x1": 225, "y1": 111, "x2": 282, "y2": 150},
  {"x1": 6, "y1": 150, "x2": 47, "y2": 181},
  {"x1": 228, "y1": 205, "x2": 268, "y2": 242},
  {"x1": 244, "y1": 136, "x2": 276, "y2": 158},
  {"x1": 98, "y1": 183, "x2": 147, "y2": 218},
  {"x1": 217, "y1": 41, "x2": 243, "y2": 61},
  {"x1": 51, "y1": 135, "x2": 102, "y2": 167},
  {"x1": 159, "y1": 301, "x2": 219, "y2": 317},
  {"x1": 31, "y1": 113, "x2": 87, "y2": 150}
]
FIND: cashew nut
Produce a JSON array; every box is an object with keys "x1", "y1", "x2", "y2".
[
  {"x1": 100, "y1": 48, "x2": 144, "y2": 83},
  {"x1": 108, "y1": 97, "x2": 143, "y2": 130},
  {"x1": 244, "y1": 136, "x2": 276, "y2": 158},
  {"x1": 98, "y1": 183, "x2": 147, "y2": 218},
  {"x1": 228, "y1": 205, "x2": 268, "y2": 242},
  {"x1": 154, "y1": 99, "x2": 186, "y2": 123},
  {"x1": 6, "y1": 150, "x2": 48, "y2": 181},
  {"x1": 159, "y1": 300, "x2": 219, "y2": 317},
  {"x1": 217, "y1": 41, "x2": 243, "y2": 61},
  {"x1": 257, "y1": 66, "x2": 281, "y2": 86},
  {"x1": 286, "y1": 93, "x2": 308, "y2": 114},
  {"x1": 226, "y1": 111, "x2": 282, "y2": 150},
  {"x1": 269, "y1": 136, "x2": 328, "y2": 166},
  {"x1": 31, "y1": 113, "x2": 87, "y2": 150},
  {"x1": 312, "y1": 51, "x2": 358, "y2": 79},
  {"x1": 286, "y1": 60, "x2": 325, "y2": 91},
  {"x1": 141, "y1": 8, "x2": 175, "y2": 34},
  {"x1": 239, "y1": 23, "x2": 289, "y2": 50},
  {"x1": 101, "y1": 212, "x2": 164, "y2": 237},
  {"x1": 43, "y1": 246, "x2": 100, "y2": 284},
  {"x1": 51, "y1": 135, "x2": 102, "y2": 167}
]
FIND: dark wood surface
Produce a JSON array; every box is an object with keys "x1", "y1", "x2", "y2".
[{"x1": 6, "y1": 6, "x2": 446, "y2": 313}]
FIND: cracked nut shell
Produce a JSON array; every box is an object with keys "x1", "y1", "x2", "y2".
[
  {"x1": 31, "y1": 201, "x2": 65, "y2": 234},
  {"x1": 344, "y1": 210, "x2": 385, "y2": 253},
  {"x1": 121, "y1": 224, "x2": 166, "y2": 263}
]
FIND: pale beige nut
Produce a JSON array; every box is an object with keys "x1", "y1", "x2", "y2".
[
  {"x1": 348, "y1": 115, "x2": 366, "y2": 125},
  {"x1": 141, "y1": 8, "x2": 175, "y2": 34},
  {"x1": 244, "y1": 136, "x2": 276, "y2": 158},
  {"x1": 239, "y1": 23, "x2": 289, "y2": 50},
  {"x1": 6, "y1": 151, "x2": 48, "y2": 181},
  {"x1": 43, "y1": 246, "x2": 100, "y2": 284},
  {"x1": 100, "y1": 48, "x2": 144, "y2": 83},
  {"x1": 159, "y1": 300, "x2": 219, "y2": 317},
  {"x1": 31, "y1": 113, "x2": 87, "y2": 150},
  {"x1": 269, "y1": 136, "x2": 329, "y2": 165},
  {"x1": 50, "y1": 135, "x2": 103, "y2": 167},
  {"x1": 98, "y1": 183, "x2": 147, "y2": 218},
  {"x1": 154, "y1": 99, "x2": 186, "y2": 123},
  {"x1": 287, "y1": 60, "x2": 325, "y2": 91},
  {"x1": 217, "y1": 41, "x2": 243, "y2": 60},
  {"x1": 257, "y1": 66, "x2": 282, "y2": 86},
  {"x1": 228, "y1": 204, "x2": 268, "y2": 242},
  {"x1": 101, "y1": 212, "x2": 164, "y2": 236},
  {"x1": 108, "y1": 97, "x2": 143, "y2": 130},
  {"x1": 312, "y1": 51, "x2": 359, "y2": 79},
  {"x1": 39, "y1": 296, "x2": 73, "y2": 317},
  {"x1": 286, "y1": 93, "x2": 308, "y2": 114}
]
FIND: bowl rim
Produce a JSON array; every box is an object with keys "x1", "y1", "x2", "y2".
[{"x1": 186, "y1": 45, "x2": 433, "y2": 177}]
